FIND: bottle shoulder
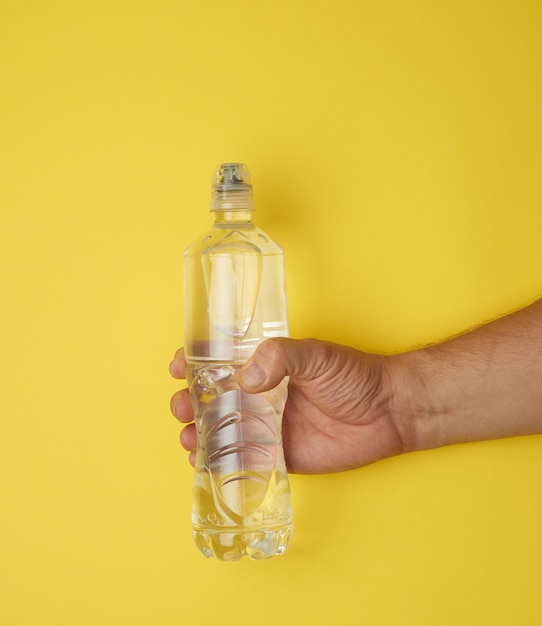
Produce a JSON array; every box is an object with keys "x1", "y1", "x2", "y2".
[{"x1": 184, "y1": 224, "x2": 284, "y2": 257}]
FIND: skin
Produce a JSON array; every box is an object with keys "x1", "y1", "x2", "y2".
[{"x1": 170, "y1": 298, "x2": 542, "y2": 474}]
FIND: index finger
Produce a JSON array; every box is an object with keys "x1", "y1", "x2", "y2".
[{"x1": 169, "y1": 347, "x2": 186, "y2": 379}]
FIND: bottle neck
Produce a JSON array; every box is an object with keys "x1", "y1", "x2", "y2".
[{"x1": 212, "y1": 209, "x2": 254, "y2": 226}]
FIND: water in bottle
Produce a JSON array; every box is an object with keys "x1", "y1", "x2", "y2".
[{"x1": 183, "y1": 163, "x2": 293, "y2": 561}]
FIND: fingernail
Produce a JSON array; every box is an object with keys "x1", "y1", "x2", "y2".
[{"x1": 240, "y1": 364, "x2": 266, "y2": 388}]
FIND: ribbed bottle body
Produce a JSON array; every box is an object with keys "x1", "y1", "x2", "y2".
[{"x1": 184, "y1": 218, "x2": 293, "y2": 561}]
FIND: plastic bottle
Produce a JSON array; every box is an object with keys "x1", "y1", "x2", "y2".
[{"x1": 183, "y1": 163, "x2": 293, "y2": 561}]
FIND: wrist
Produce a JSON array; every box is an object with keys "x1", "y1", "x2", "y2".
[{"x1": 385, "y1": 349, "x2": 445, "y2": 455}]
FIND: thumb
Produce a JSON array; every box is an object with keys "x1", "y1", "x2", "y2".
[{"x1": 238, "y1": 338, "x2": 328, "y2": 393}]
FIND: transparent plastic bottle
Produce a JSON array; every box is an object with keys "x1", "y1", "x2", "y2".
[{"x1": 183, "y1": 163, "x2": 293, "y2": 561}]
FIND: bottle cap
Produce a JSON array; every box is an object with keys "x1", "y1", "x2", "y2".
[{"x1": 210, "y1": 162, "x2": 255, "y2": 211}]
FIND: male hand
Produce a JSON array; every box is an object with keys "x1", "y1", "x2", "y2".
[{"x1": 170, "y1": 338, "x2": 413, "y2": 474}]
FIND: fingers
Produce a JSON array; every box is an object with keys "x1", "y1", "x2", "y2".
[
  {"x1": 171, "y1": 388, "x2": 196, "y2": 467},
  {"x1": 180, "y1": 423, "x2": 196, "y2": 467},
  {"x1": 238, "y1": 337, "x2": 331, "y2": 393},
  {"x1": 169, "y1": 347, "x2": 195, "y2": 467},
  {"x1": 169, "y1": 347, "x2": 186, "y2": 379},
  {"x1": 170, "y1": 388, "x2": 194, "y2": 423}
]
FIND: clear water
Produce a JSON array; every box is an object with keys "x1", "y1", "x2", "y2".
[
  {"x1": 188, "y1": 362, "x2": 293, "y2": 561},
  {"x1": 184, "y1": 204, "x2": 292, "y2": 559}
]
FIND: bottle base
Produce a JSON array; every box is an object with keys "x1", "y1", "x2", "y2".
[{"x1": 193, "y1": 523, "x2": 293, "y2": 561}]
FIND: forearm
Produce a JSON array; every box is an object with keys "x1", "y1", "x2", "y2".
[{"x1": 391, "y1": 299, "x2": 542, "y2": 452}]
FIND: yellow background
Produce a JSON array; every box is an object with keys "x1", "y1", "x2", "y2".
[{"x1": 1, "y1": 1, "x2": 541, "y2": 624}]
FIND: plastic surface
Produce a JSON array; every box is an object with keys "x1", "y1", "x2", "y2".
[
  {"x1": 183, "y1": 163, "x2": 293, "y2": 560},
  {"x1": 210, "y1": 162, "x2": 255, "y2": 211}
]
